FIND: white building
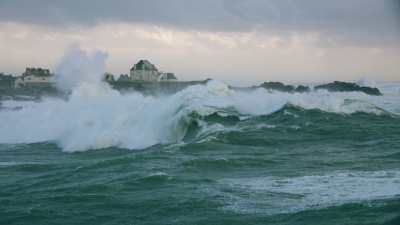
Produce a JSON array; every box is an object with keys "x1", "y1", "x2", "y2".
[
  {"x1": 15, "y1": 67, "x2": 54, "y2": 88},
  {"x1": 130, "y1": 60, "x2": 160, "y2": 81},
  {"x1": 130, "y1": 60, "x2": 177, "y2": 82}
]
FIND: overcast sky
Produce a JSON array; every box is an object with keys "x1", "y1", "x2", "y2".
[{"x1": 0, "y1": 0, "x2": 399, "y2": 82}]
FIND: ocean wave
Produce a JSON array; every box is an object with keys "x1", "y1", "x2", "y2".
[{"x1": 0, "y1": 80, "x2": 399, "y2": 152}]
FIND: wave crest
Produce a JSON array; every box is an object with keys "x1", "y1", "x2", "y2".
[{"x1": 0, "y1": 80, "x2": 398, "y2": 152}]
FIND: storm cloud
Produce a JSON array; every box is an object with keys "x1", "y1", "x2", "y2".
[
  {"x1": 0, "y1": 0, "x2": 399, "y2": 46},
  {"x1": 1, "y1": 0, "x2": 399, "y2": 81}
]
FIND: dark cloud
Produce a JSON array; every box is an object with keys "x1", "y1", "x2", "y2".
[{"x1": 0, "y1": 0, "x2": 399, "y2": 46}]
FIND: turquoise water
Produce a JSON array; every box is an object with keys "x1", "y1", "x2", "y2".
[{"x1": 1, "y1": 82, "x2": 400, "y2": 224}]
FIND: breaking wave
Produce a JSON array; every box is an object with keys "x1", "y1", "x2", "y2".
[{"x1": 0, "y1": 80, "x2": 399, "y2": 152}]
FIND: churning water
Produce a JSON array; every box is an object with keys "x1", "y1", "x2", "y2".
[{"x1": 1, "y1": 48, "x2": 399, "y2": 225}]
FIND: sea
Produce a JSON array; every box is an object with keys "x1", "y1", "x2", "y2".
[{"x1": 0, "y1": 80, "x2": 400, "y2": 225}]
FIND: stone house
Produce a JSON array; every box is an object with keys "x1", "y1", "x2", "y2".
[{"x1": 130, "y1": 60, "x2": 177, "y2": 82}]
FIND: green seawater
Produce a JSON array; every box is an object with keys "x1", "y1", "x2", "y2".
[{"x1": 1, "y1": 106, "x2": 400, "y2": 225}]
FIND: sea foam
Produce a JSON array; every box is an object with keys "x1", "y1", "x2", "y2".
[
  {"x1": 0, "y1": 82, "x2": 398, "y2": 152},
  {"x1": 0, "y1": 47, "x2": 399, "y2": 152}
]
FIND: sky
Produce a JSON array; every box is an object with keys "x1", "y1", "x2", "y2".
[{"x1": 0, "y1": 0, "x2": 399, "y2": 82}]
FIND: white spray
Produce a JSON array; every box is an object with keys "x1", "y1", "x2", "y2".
[
  {"x1": 0, "y1": 47, "x2": 399, "y2": 152},
  {"x1": 54, "y1": 45, "x2": 109, "y2": 93}
]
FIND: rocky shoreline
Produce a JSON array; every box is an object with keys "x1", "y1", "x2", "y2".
[
  {"x1": 255, "y1": 81, "x2": 382, "y2": 96},
  {"x1": 0, "y1": 80, "x2": 383, "y2": 102}
]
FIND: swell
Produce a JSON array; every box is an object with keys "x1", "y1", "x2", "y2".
[
  {"x1": 0, "y1": 81, "x2": 399, "y2": 152},
  {"x1": 183, "y1": 104, "x2": 400, "y2": 147}
]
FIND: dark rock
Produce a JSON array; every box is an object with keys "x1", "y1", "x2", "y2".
[
  {"x1": 260, "y1": 82, "x2": 311, "y2": 93},
  {"x1": 260, "y1": 82, "x2": 296, "y2": 93},
  {"x1": 109, "y1": 80, "x2": 209, "y2": 95},
  {"x1": 314, "y1": 81, "x2": 382, "y2": 96},
  {"x1": 295, "y1": 85, "x2": 311, "y2": 93}
]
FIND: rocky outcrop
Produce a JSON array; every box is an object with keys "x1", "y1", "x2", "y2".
[
  {"x1": 258, "y1": 81, "x2": 382, "y2": 96},
  {"x1": 295, "y1": 85, "x2": 311, "y2": 93},
  {"x1": 260, "y1": 82, "x2": 310, "y2": 93},
  {"x1": 314, "y1": 81, "x2": 382, "y2": 96},
  {"x1": 260, "y1": 82, "x2": 294, "y2": 93}
]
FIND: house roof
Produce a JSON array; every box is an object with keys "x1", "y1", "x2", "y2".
[{"x1": 131, "y1": 60, "x2": 158, "y2": 71}]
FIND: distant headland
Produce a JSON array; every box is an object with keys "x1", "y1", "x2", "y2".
[{"x1": 0, "y1": 59, "x2": 383, "y2": 101}]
